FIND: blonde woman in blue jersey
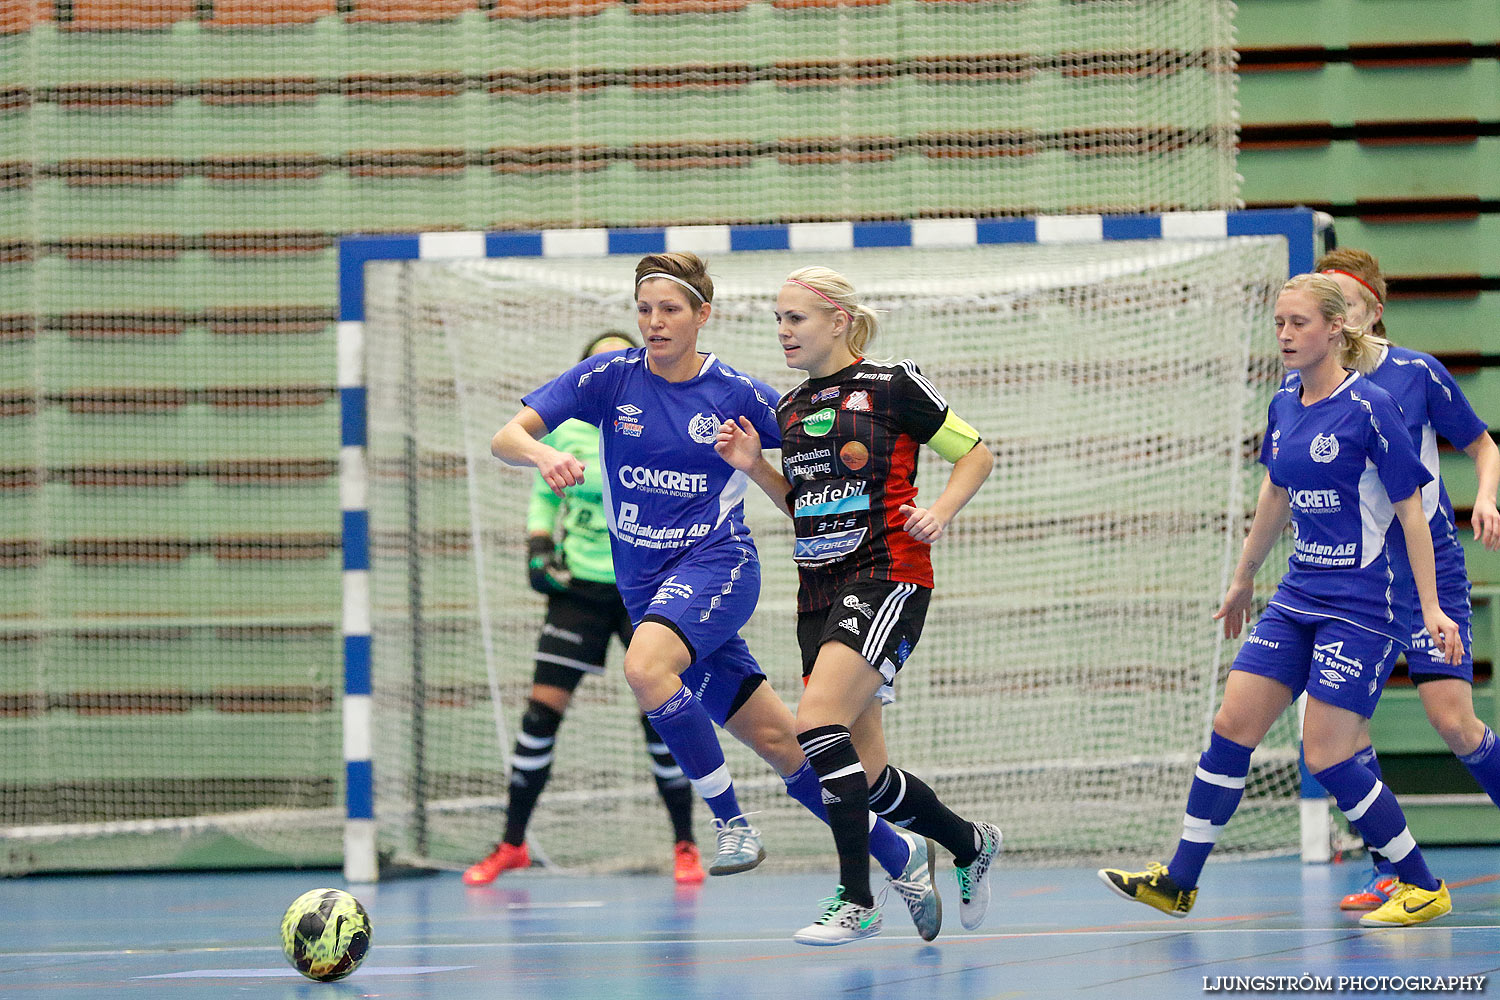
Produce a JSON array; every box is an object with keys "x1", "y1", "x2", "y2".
[
  {"x1": 464, "y1": 331, "x2": 706, "y2": 888},
  {"x1": 1314, "y1": 248, "x2": 1500, "y2": 912},
  {"x1": 491, "y1": 253, "x2": 940, "y2": 934},
  {"x1": 1100, "y1": 273, "x2": 1464, "y2": 928}
]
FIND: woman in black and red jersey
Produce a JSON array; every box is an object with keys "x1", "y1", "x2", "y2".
[{"x1": 716, "y1": 265, "x2": 1001, "y2": 946}]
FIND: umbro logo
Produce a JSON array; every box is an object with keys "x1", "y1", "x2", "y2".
[
  {"x1": 838, "y1": 617, "x2": 860, "y2": 634},
  {"x1": 617, "y1": 404, "x2": 642, "y2": 416}
]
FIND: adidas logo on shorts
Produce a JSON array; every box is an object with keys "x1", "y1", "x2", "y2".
[{"x1": 838, "y1": 617, "x2": 860, "y2": 634}]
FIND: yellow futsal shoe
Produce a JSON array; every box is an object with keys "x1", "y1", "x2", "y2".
[
  {"x1": 1359, "y1": 880, "x2": 1452, "y2": 927},
  {"x1": 1098, "y1": 862, "x2": 1196, "y2": 918}
]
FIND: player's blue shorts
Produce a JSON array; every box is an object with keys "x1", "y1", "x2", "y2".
[
  {"x1": 631, "y1": 540, "x2": 767, "y2": 726},
  {"x1": 1232, "y1": 603, "x2": 1405, "y2": 718},
  {"x1": 1405, "y1": 576, "x2": 1475, "y2": 684},
  {"x1": 679, "y1": 636, "x2": 764, "y2": 726}
]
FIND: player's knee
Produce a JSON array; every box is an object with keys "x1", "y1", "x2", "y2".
[
  {"x1": 766, "y1": 741, "x2": 806, "y2": 776},
  {"x1": 755, "y1": 727, "x2": 805, "y2": 775},
  {"x1": 1427, "y1": 707, "x2": 1482, "y2": 755},
  {"x1": 1301, "y1": 743, "x2": 1343, "y2": 774},
  {"x1": 794, "y1": 703, "x2": 836, "y2": 732},
  {"x1": 1210, "y1": 708, "x2": 1258, "y2": 747},
  {"x1": 621, "y1": 651, "x2": 666, "y2": 692}
]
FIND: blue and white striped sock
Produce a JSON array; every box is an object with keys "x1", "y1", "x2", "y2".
[
  {"x1": 1458, "y1": 726, "x2": 1500, "y2": 807},
  {"x1": 1167, "y1": 732, "x2": 1254, "y2": 890},
  {"x1": 1354, "y1": 745, "x2": 1397, "y2": 875},
  {"x1": 645, "y1": 684, "x2": 742, "y2": 823},
  {"x1": 1315, "y1": 754, "x2": 1438, "y2": 892}
]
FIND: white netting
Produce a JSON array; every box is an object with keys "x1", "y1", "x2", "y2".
[
  {"x1": 1, "y1": 0, "x2": 1238, "y2": 874},
  {"x1": 364, "y1": 236, "x2": 1298, "y2": 874}
]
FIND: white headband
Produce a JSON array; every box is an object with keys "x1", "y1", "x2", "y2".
[{"x1": 636, "y1": 272, "x2": 709, "y2": 305}]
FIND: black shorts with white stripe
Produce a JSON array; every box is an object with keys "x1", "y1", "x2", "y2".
[
  {"x1": 796, "y1": 580, "x2": 932, "y2": 688},
  {"x1": 533, "y1": 581, "x2": 633, "y2": 691}
]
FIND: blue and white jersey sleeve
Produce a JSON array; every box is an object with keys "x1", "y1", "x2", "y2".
[
  {"x1": 521, "y1": 348, "x2": 635, "y2": 431},
  {"x1": 713, "y1": 362, "x2": 782, "y2": 449},
  {"x1": 1361, "y1": 388, "x2": 1429, "y2": 512},
  {"x1": 1368, "y1": 346, "x2": 1487, "y2": 530},
  {"x1": 1407, "y1": 349, "x2": 1488, "y2": 452}
]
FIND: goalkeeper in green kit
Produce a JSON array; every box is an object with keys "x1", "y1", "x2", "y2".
[{"x1": 463, "y1": 331, "x2": 705, "y2": 886}]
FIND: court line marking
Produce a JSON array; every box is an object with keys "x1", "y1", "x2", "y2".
[
  {"x1": 136, "y1": 966, "x2": 472, "y2": 979},
  {"x1": 5, "y1": 921, "x2": 1495, "y2": 962}
]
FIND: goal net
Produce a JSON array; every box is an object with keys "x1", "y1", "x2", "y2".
[{"x1": 363, "y1": 234, "x2": 1296, "y2": 874}]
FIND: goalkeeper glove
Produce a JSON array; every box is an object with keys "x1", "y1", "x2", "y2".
[{"x1": 527, "y1": 536, "x2": 572, "y2": 595}]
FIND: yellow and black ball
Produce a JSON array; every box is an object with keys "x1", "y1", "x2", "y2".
[{"x1": 279, "y1": 888, "x2": 371, "y2": 982}]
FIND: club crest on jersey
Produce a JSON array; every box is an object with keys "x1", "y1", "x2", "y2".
[
  {"x1": 802, "y1": 407, "x2": 836, "y2": 437},
  {"x1": 812, "y1": 386, "x2": 841, "y2": 404},
  {"x1": 841, "y1": 390, "x2": 872, "y2": 412},
  {"x1": 686, "y1": 412, "x2": 719, "y2": 444},
  {"x1": 1309, "y1": 433, "x2": 1339, "y2": 463}
]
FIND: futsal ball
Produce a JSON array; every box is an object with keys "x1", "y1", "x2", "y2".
[{"x1": 280, "y1": 887, "x2": 371, "y2": 982}]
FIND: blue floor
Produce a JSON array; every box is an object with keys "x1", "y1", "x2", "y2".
[{"x1": 2, "y1": 849, "x2": 1497, "y2": 999}]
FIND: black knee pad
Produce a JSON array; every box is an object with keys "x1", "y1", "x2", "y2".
[{"x1": 520, "y1": 699, "x2": 564, "y2": 739}]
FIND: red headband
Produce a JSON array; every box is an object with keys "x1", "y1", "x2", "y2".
[
  {"x1": 1320, "y1": 268, "x2": 1384, "y2": 305},
  {"x1": 787, "y1": 278, "x2": 852, "y2": 321}
]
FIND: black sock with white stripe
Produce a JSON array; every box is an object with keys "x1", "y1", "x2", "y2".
[
  {"x1": 868, "y1": 764, "x2": 979, "y2": 867},
  {"x1": 504, "y1": 699, "x2": 563, "y2": 846},
  {"x1": 641, "y1": 715, "x2": 694, "y2": 844},
  {"x1": 800, "y1": 724, "x2": 874, "y2": 907}
]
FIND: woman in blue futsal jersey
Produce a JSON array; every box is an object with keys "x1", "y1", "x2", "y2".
[
  {"x1": 715, "y1": 265, "x2": 1000, "y2": 946},
  {"x1": 1311, "y1": 248, "x2": 1500, "y2": 913},
  {"x1": 463, "y1": 330, "x2": 706, "y2": 888},
  {"x1": 490, "y1": 253, "x2": 939, "y2": 936},
  {"x1": 1098, "y1": 273, "x2": 1464, "y2": 928}
]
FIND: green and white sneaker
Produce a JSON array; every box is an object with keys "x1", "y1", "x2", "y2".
[
  {"x1": 889, "y1": 832, "x2": 942, "y2": 941},
  {"x1": 708, "y1": 815, "x2": 766, "y2": 876},
  {"x1": 955, "y1": 821, "x2": 1003, "y2": 930},
  {"x1": 793, "y1": 886, "x2": 883, "y2": 946}
]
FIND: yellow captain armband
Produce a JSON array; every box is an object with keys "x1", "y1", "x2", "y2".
[{"x1": 926, "y1": 409, "x2": 981, "y2": 463}]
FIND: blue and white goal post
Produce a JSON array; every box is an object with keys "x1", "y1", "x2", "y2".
[{"x1": 337, "y1": 207, "x2": 1334, "y2": 882}]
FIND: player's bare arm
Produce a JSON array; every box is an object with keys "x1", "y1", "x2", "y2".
[
  {"x1": 1463, "y1": 430, "x2": 1500, "y2": 550},
  {"x1": 715, "y1": 416, "x2": 792, "y2": 517},
  {"x1": 1214, "y1": 475, "x2": 1290, "y2": 638},
  {"x1": 493, "y1": 406, "x2": 585, "y2": 498},
  {"x1": 898, "y1": 440, "x2": 994, "y2": 544}
]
